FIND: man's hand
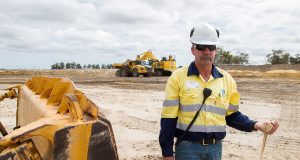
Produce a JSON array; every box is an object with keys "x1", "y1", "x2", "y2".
[
  {"x1": 254, "y1": 121, "x2": 279, "y2": 134},
  {"x1": 163, "y1": 156, "x2": 174, "y2": 160}
]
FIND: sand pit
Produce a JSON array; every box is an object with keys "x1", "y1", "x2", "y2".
[{"x1": 1, "y1": 69, "x2": 300, "y2": 159}]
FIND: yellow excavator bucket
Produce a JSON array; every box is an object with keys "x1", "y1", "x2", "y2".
[{"x1": 0, "y1": 77, "x2": 118, "y2": 160}]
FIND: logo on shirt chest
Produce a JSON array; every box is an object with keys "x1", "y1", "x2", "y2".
[
  {"x1": 186, "y1": 81, "x2": 199, "y2": 89},
  {"x1": 219, "y1": 89, "x2": 225, "y2": 97}
]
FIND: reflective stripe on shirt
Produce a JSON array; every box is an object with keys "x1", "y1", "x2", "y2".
[
  {"x1": 179, "y1": 104, "x2": 227, "y2": 116},
  {"x1": 228, "y1": 104, "x2": 239, "y2": 111},
  {"x1": 163, "y1": 99, "x2": 180, "y2": 107},
  {"x1": 176, "y1": 122, "x2": 226, "y2": 132}
]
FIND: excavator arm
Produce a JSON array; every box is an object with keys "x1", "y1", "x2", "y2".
[{"x1": 136, "y1": 51, "x2": 159, "y2": 61}]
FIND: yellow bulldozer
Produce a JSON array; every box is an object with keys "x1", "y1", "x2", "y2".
[
  {"x1": 0, "y1": 77, "x2": 118, "y2": 160},
  {"x1": 113, "y1": 51, "x2": 176, "y2": 77}
]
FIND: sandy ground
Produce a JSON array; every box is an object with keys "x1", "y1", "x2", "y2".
[{"x1": 1, "y1": 75, "x2": 300, "y2": 160}]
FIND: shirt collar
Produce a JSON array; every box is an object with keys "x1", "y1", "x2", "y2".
[{"x1": 187, "y1": 61, "x2": 223, "y2": 78}]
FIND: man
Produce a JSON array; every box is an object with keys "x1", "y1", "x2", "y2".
[{"x1": 159, "y1": 23, "x2": 279, "y2": 160}]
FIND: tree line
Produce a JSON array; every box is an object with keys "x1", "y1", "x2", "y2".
[
  {"x1": 50, "y1": 48, "x2": 300, "y2": 69},
  {"x1": 215, "y1": 47, "x2": 249, "y2": 64},
  {"x1": 215, "y1": 47, "x2": 300, "y2": 65},
  {"x1": 266, "y1": 49, "x2": 300, "y2": 65},
  {"x1": 51, "y1": 62, "x2": 113, "y2": 69}
]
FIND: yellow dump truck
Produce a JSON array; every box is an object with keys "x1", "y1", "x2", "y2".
[
  {"x1": 0, "y1": 77, "x2": 118, "y2": 160},
  {"x1": 113, "y1": 51, "x2": 176, "y2": 77},
  {"x1": 113, "y1": 59, "x2": 152, "y2": 77}
]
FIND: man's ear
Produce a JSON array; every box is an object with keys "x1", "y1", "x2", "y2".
[{"x1": 191, "y1": 47, "x2": 196, "y2": 56}]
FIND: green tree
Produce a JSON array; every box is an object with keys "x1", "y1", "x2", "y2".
[
  {"x1": 95, "y1": 64, "x2": 100, "y2": 69},
  {"x1": 215, "y1": 47, "x2": 233, "y2": 64},
  {"x1": 76, "y1": 63, "x2": 82, "y2": 69},
  {"x1": 51, "y1": 62, "x2": 65, "y2": 69},
  {"x1": 290, "y1": 54, "x2": 300, "y2": 64},
  {"x1": 70, "y1": 62, "x2": 76, "y2": 69},
  {"x1": 59, "y1": 62, "x2": 65, "y2": 69},
  {"x1": 101, "y1": 64, "x2": 106, "y2": 69},
  {"x1": 51, "y1": 63, "x2": 59, "y2": 69},
  {"x1": 232, "y1": 52, "x2": 249, "y2": 64},
  {"x1": 66, "y1": 63, "x2": 71, "y2": 69},
  {"x1": 266, "y1": 49, "x2": 290, "y2": 64},
  {"x1": 106, "y1": 64, "x2": 113, "y2": 69}
]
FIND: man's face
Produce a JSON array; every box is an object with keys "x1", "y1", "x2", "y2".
[{"x1": 191, "y1": 44, "x2": 216, "y2": 66}]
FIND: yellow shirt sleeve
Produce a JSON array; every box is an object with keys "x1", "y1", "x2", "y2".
[
  {"x1": 227, "y1": 75, "x2": 240, "y2": 116},
  {"x1": 161, "y1": 71, "x2": 180, "y2": 118}
]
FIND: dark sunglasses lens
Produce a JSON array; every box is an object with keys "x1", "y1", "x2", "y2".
[
  {"x1": 196, "y1": 45, "x2": 216, "y2": 51},
  {"x1": 208, "y1": 46, "x2": 216, "y2": 51},
  {"x1": 196, "y1": 45, "x2": 206, "y2": 51}
]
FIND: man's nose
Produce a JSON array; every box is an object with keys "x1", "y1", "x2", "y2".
[{"x1": 203, "y1": 48, "x2": 211, "y2": 54}]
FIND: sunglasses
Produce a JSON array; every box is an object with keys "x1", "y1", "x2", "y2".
[{"x1": 195, "y1": 45, "x2": 216, "y2": 51}]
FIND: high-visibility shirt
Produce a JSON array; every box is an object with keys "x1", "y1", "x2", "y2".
[{"x1": 159, "y1": 62, "x2": 256, "y2": 157}]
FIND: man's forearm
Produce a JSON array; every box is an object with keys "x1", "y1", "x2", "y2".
[
  {"x1": 159, "y1": 118, "x2": 177, "y2": 156},
  {"x1": 225, "y1": 111, "x2": 256, "y2": 132}
]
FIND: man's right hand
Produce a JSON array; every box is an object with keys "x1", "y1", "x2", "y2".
[
  {"x1": 254, "y1": 121, "x2": 279, "y2": 134},
  {"x1": 163, "y1": 156, "x2": 174, "y2": 160}
]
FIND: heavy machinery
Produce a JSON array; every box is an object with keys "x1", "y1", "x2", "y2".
[
  {"x1": 152, "y1": 54, "x2": 176, "y2": 76},
  {"x1": 113, "y1": 51, "x2": 176, "y2": 77},
  {"x1": 113, "y1": 59, "x2": 152, "y2": 77},
  {"x1": 0, "y1": 77, "x2": 118, "y2": 160}
]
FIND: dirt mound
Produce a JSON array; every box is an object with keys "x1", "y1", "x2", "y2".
[
  {"x1": 1, "y1": 65, "x2": 300, "y2": 84},
  {"x1": 265, "y1": 70, "x2": 300, "y2": 78},
  {"x1": 227, "y1": 69, "x2": 300, "y2": 78},
  {"x1": 218, "y1": 64, "x2": 300, "y2": 71},
  {"x1": 0, "y1": 69, "x2": 118, "y2": 83},
  {"x1": 227, "y1": 70, "x2": 263, "y2": 77},
  {"x1": 0, "y1": 69, "x2": 117, "y2": 77},
  {"x1": 216, "y1": 64, "x2": 300, "y2": 78}
]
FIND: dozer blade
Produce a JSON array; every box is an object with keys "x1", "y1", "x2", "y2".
[{"x1": 0, "y1": 77, "x2": 118, "y2": 160}]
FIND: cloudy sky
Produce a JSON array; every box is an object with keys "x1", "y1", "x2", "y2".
[{"x1": 0, "y1": 0, "x2": 299, "y2": 69}]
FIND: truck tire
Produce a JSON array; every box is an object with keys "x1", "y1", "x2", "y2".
[
  {"x1": 163, "y1": 71, "x2": 172, "y2": 76},
  {"x1": 115, "y1": 69, "x2": 121, "y2": 77},
  {"x1": 121, "y1": 69, "x2": 128, "y2": 77},
  {"x1": 155, "y1": 70, "x2": 163, "y2": 76},
  {"x1": 132, "y1": 69, "x2": 139, "y2": 77}
]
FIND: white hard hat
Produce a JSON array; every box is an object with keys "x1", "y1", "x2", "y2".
[{"x1": 190, "y1": 23, "x2": 219, "y2": 45}]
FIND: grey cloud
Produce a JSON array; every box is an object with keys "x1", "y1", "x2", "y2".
[
  {"x1": 291, "y1": 36, "x2": 300, "y2": 43},
  {"x1": 1, "y1": 0, "x2": 300, "y2": 69},
  {"x1": 0, "y1": 1, "x2": 79, "y2": 23},
  {"x1": 98, "y1": 9, "x2": 173, "y2": 26}
]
